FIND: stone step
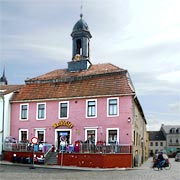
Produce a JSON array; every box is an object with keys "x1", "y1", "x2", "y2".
[{"x1": 45, "y1": 152, "x2": 58, "y2": 165}]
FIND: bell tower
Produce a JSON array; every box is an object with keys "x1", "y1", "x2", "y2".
[{"x1": 68, "y1": 14, "x2": 92, "y2": 72}]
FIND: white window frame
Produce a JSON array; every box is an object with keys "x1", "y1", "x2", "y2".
[
  {"x1": 106, "y1": 128, "x2": 119, "y2": 145},
  {"x1": 19, "y1": 104, "x2": 29, "y2": 120},
  {"x1": 84, "y1": 127, "x2": 98, "y2": 145},
  {"x1": 35, "y1": 128, "x2": 46, "y2": 143},
  {"x1": 107, "y1": 97, "x2": 119, "y2": 117},
  {"x1": 59, "y1": 101, "x2": 69, "y2": 119},
  {"x1": 19, "y1": 129, "x2": 28, "y2": 142},
  {"x1": 86, "y1": 99, "x2": 97, "y2": 118},
  {"x1": 36, "y1": 103, "x2": 46, "y2": 120}
]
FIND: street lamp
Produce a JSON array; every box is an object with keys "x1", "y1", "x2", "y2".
[
  {"x1": 0, "y1": 91, "x2": 5, "y2": 159},
  {"x1": 141, "y1": 138, "x2": 144, "y2": 164}
]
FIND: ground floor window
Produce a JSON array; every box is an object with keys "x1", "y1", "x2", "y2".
[
  {"x1": 84, "y1": 129, "x2": 97, "y2": 144},
  {"x1": 19, "y1": 129, "x2": 28, "y2": 142},
  {"x1": 106, "y1": 128, "x2": 119, "y2": 144},
  {"x1": 35, "y1": 129, "x2": 45, "y2": 143}
]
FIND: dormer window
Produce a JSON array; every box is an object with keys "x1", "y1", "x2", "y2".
[
  {"x1": 176, "y1": 128, "x2": 180, "y2": 134},
  {"x1": 169, "y1": 128, "x2": 176, "y2": 134}
]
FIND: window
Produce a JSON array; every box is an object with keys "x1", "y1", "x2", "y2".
[
  {"x1": 59, "y1": 101, "x2": 69, "y2": 119},
  {"x1": 106, "y1": 128, "x2": 119, "y2": 144},
  {"x1": 86, "y1": 99, "x2": 97, "y2": 118},
  {"x1": 20, "y1": 104, "x2": 28, "y2": 120},
  {"x1": 176, "y1": 128, "x2": 180, "y2": 134},
  {"x1": 19, "y1": 129, "x2": 28, "y2": 142},
  {"x1": 37, "y1": 103, "x2": 46, "y2": 120},
  {"x1": 150, "y1": 142, "x2": 153, "y2": 146},
  {"x1": 85, "y1": 129, "x2": 97, "y2": 144},
  {"x1": 160, "y1": 142, "x2": 163, "y2": 146},
  {"x1": 107, "y1": 98, "x2": 119, "y2": 116},
  {"x1": 170, "y1": 128, "x2": 176, "y2": 134},
  {"x1": 35, "y1": 129, "x2": 45, "y2": 143},
  {"x1": 155, "y1": 142, "x2": 158, "y2": 146}
]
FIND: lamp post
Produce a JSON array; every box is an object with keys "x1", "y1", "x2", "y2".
[
  {"x1": 141, "y1": 138, "x2": 144, "y2": 164},
  {"x1": 0, "y1": 92, "x2": 5, "y2": 160}
]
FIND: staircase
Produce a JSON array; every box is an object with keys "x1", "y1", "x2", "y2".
[{"x1": 45, "y1": 152, "x2": 58, "y2": 165}]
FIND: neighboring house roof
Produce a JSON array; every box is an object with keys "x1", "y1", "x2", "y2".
[
  {"x1": 0, "y1": 85, "x2": 24, "y2": 95},
  {"x1": 160, "y1": 124, "x2": 180, "y2": 134},
  {"x1": 148, "y1": 131, "x2": 166, "y2": 141},
  {"x1": 11, "y1": 63, "x2": 135, "y2": 102}
]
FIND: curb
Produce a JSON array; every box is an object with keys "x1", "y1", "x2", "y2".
[{"x1": 0, "y1": 161, "x2": 135, "y2": 171}]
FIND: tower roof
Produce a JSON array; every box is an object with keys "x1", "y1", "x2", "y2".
[{"x1": 71, "y1": 14, "x2": 92, "y2": 38}]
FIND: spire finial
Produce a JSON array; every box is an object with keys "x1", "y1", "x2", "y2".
[{"x1": 80, "y1": 0, "x2": 83, "y2": 18}]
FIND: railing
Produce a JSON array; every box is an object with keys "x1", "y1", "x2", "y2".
[
  {"x1": 3, "y1": 142, "x2": 52, "y2": 154},
  {"x1": 4, "y1": 142, "x2": 131, "y2": 154},
  {"x1": 70, "y1": 143, "x2": 131, "y2": 154}
]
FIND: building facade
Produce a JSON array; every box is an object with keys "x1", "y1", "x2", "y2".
[
  {"x1": 160, "y1": 124, "x2": 180, "y2": 155},
  {"x1": 9, "y1": 14, "x2": 147, "y2": 166},
  {"x1": 148, "y1": 131, "x2": 166, "y2": 157},
  {"x1": 0, "y1": 71, "x2": 23, "y2": 157}
]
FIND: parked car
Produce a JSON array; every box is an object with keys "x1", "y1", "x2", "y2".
[{"x1": 175, "y1": 153, "x2": 180, "y2": 162}]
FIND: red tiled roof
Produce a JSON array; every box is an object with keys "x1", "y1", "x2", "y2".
[
  {"x1": 11, "y1": 63, "x2": 135, "y2": 101},
  {"x1": 26, "y1": 63, "x2": 123, "y2": 83},
  {"x1": 0, "y1": 85, "x2": 24, "y2": 95}
]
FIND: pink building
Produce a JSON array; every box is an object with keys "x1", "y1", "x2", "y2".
[
  {"x1": 10, "y1": 14, "x2": 147, "y2": 164},
  {"x1": 11, "y1": 64, "x2": 133, "y2": 148}
]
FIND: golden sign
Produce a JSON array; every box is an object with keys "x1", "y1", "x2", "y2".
[{"x1": 53, "y1": 120, "x2": 73, "y2": 129}]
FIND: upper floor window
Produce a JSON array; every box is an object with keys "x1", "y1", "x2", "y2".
[
  {"x1": 176, "y1": 128, "x2": 180, "y2": 134},
  {"x1": 20, "y1": 104, "x2": 28, "y2": 120},
  {"x1": 155, "y1": 142, "x2": 158, "y2": 146},
  {"x1": 160, "y1": 142, "x2": 163, "y2": 146},
  {"x1": 86, "y1": 99, "x2": 97, "y2": 118},
  {"x1": 170, "y1": 128, "x2": 176, "y2": 134},
  {"x1": 150, "y1": 142, "x2": 153, "y2": 146},
  {"x1": 37, "y1": 103, "x2": 46, "y2": 120},
  {"x1": 107, "y1": 98, "x2": 119, "y2": 117},
  {"x1": 59, "y1": 101, "x2": 69, "y2": 119}
]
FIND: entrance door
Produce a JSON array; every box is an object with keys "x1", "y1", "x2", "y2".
[{"x1": 55, "y1": 129, "x2": 71, "y2": 151}]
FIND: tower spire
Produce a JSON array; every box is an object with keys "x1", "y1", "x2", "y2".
[
  {"x1": 0, "y1": 67, "x2": 8, "y2": 85},
  {"x1": 80, "y1": 0, "x2": 83, "y2": 17}
]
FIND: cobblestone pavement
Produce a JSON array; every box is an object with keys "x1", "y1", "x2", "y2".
[{"x1": 0, "y1": 158, "x2": 180, "y2": 180}]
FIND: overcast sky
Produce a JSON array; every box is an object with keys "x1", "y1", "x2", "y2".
[{"x1": 1, "y1": 0, "x2": 180, "y2": 131}]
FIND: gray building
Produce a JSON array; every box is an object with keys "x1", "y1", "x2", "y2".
[
  {"x1": 148, "y1": 131, "x2": 166, "y2": 156},
  {"x1": 160, "y1": 124, "x2": 180, "y2": 155}
]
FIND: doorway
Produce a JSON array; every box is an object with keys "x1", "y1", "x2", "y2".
[{"x1": 55, "y1": 129, "x2": 71, "y2": 151}]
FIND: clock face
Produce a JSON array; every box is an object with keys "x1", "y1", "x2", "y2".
[{"x1": 75, "y1": 54, "x2": 81, "y2": 61}]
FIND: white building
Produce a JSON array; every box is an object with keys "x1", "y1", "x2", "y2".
[{"x1": 0, "y1": 84, "x2": 23, "y2": 158}]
